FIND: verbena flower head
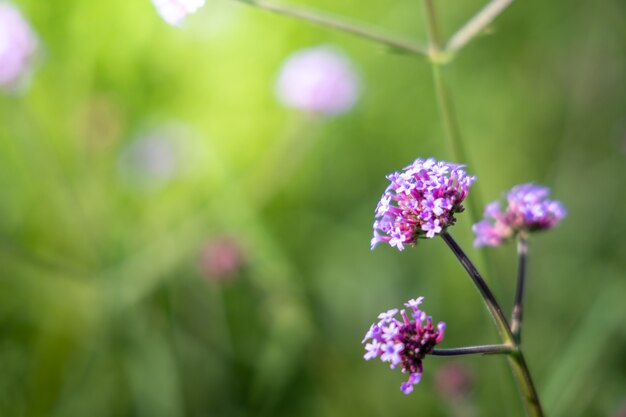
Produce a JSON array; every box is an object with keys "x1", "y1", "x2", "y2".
[
  {"x1": 473, "y1": 183, "x2": 566, "y2": 247},
  {"x1": 371, "y1": 158, "x2": 475, "y2": 250},
  {"x1": 275, "y1": 45, "x2": 360, "y2": 115},
  {"x1": 152, "y1": 0, "x2": 206, "y2": 26},
  {"x1": 0, "y1": 2, "x2": 38, "y2": 90},
  {"x1": 362, "y1": 297, "x2": 445, "y2": 394}
]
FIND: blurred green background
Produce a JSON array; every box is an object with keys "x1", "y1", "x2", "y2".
[{"x1": 1, "y1": 0, "x2": 625, "y2": 416}]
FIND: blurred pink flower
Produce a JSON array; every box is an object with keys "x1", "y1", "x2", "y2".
[
  {"x1": 151, "y1": 0, "x2": 206, "y2": 26},
  {"x1": 275, "y1": 45, "x2": 360, "y2": 115},
  {"x1": 199, "y1": 237, "x2": 244, "y2": 281},
  {"x1": 0, "y1": 2, "x2": 38, "y2": 90},
  {"x1": 435, "y1": 362, "x2": 474, "y2": 399}
]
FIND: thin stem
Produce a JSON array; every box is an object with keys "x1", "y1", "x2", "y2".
[
  {"x1": 508, "y1": 351, "x2": 545, "y2": 417},
  {"x1": 421, "y1": 0, "x2": 483, "y2": 224},
  {"x1": 440, "y1": 231, "x2": 514, "y2": 344},
  {"x1": 441, "y1": 232, "x2": 544, "y2": 417},
  {"x1": 446, "y1": 0, "x2": 514, "y2": 53},
  {"x1": 511, "y1": 234, "x2": 528, "y2": 342},
  {"x1": 234, "y1": 0, "x2": 429, "y2": 57},
  {"x1": 420, "y1": 3, "x2": 541, "y2": 416},
  {"x1": 430, "y1": 63, "x2": 469, "y2": 168},
  {"x1": 422, "y1": 0, "x2": 443, "y2": 51},
  {"x1": 431, "y1": 344, "x2": 512, "y2": 356}
]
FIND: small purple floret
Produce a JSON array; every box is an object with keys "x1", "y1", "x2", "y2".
[
  {"x1": 473, "y1": 183, "x2": 566, "y2": 247},
  {"x1": 371, "y1": 157, "x2": 476, "y2": 250},
  {"x1": 362, "y1": 297, "x2": 445, "y2": 394}
]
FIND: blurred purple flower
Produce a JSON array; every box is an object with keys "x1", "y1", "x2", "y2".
[
  {"x1": 118, "y1": 126, "x2": 183, "y2": 190},
  {"x1": 473, "y1": 183, "x2": 566, "y2": 247},
  {"x1": 0, "y1": 2, "x2": 38, "y2": 90},
  {"x1": 362, "y1": 297, "x2": 445, "y2": 394},
  {"x1": 275, "y1": 45, "x2": 360, "y2": 115},
  {"x1": 151, "y1": 0, "x2": 205, "y2": 26},
  {"x1": 199, "y1": 236, "x2": 244, "y2": 281},
  {"x1": 371, "y1": 157, "x2": 475, "y2": 250}
]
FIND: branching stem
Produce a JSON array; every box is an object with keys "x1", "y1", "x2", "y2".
[
  {"x1": 440, "y1": 232, "x2": 544, "y2": 417},
  {"x1": 234, "y1": 0, "x2": 429, "y2": 57},
  {"x1": 446, "y1": 0, "x2": 515, "y2": 53}
]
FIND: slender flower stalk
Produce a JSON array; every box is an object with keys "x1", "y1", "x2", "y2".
[
  {"x1": 422, "y1": 0, "x2": 443, "y2": 52},
  {"x1": 420, "y1": 0, "x2": 483, "y2": 225},
  {"x1": 431, "y1": 344, "x2": 512, "y2": 356},
  {"x1": 446, "y1": 0, "x2": 515, "y2": 54},
  {"x1": 234, "y1": 0, "x2": 428, "y2": 57},
  {"x1": 511, "y1": 234, "x2": 528, "y2": 341},
  {"x1": 441, "y1": 231, "x2": 544, "y2": 417},
  {"x1": 440, "y1": 231, "x2": 513, "y2": 344},
  {"x1": 508, "y1": 351, "x2": 545, "y2": 417}
]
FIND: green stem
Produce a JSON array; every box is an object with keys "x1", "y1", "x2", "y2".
[
  {"x1": 421, "y1": 0, "x2": 483, "y2": 224},
  {"x1": 422, "y1": 0, "x2": 443, "y2": 51},
  {"x1": 430, "y1": 63, "x2": 468, "y2": 168},
  {"x1": 440, "y1": 232, "x2": 513, "y2": 344},
  {"x1": 233, "y1": 0, "x2": 428, "y2": 57},
  {"x1": 446, "y1": 0, "x2": 515, "y2": 53},
  {"x1": 508, "y1": 350, "x2": 545, "y2": 417},
  {"x1": 431, "y1": 344, "x2": 512, "y2": 356},
  {"x1": 441, "y1": 232, "x2": 545, "y2": 417},
  {"x1": 511, "y1": 234, "x2": 528, "y2": 342}
]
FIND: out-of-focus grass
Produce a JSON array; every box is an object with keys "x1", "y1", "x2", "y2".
[{"x1": 0, "y1": 0, "x2": 625, "y2": 416}]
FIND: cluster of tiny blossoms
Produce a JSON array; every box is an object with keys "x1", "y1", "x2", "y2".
[
  {"x1": 363, "y1": 297, "x2": 445, "y2": 394},
  {"x1": 371, "y1": 158, "x2": 475, "y2": 250},
  {"x1": 473, "y1": 183, "x2": 566, "y2": 247}
]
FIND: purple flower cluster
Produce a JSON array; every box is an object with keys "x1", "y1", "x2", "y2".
[
  {"x1": 473, "y1": 183, "x2": 566, "y2": 247},
  {"x1": 362, "y1": 297, "x2": 445, "y2": 394},
  {"x1": 151, "y1": 0, "x2": 205, "y2": 26},
  {"x1": 371, "y1": 158, "x2": 475, "y2": 250},
  {"x1": 0, "y1": 2, "x2": 38, "y2": 90}
]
